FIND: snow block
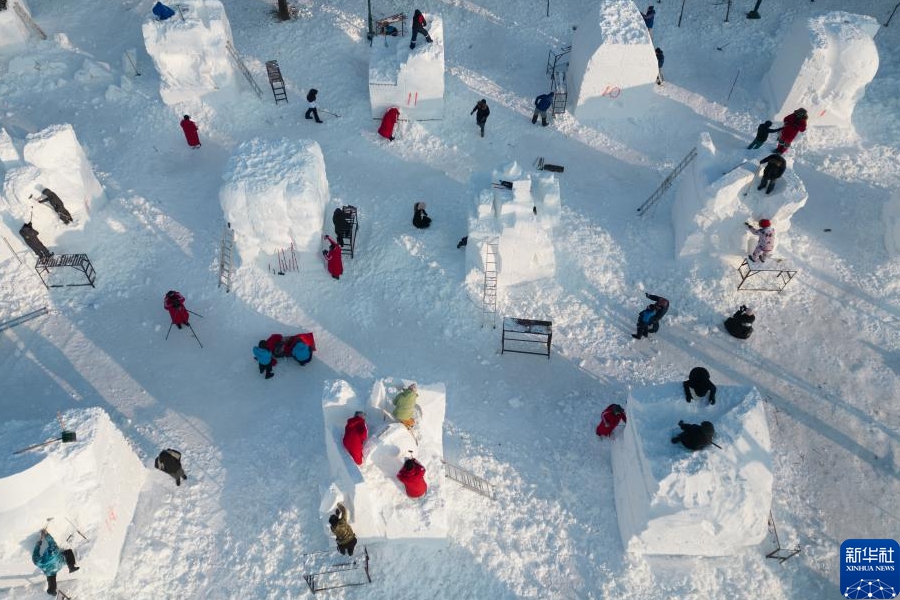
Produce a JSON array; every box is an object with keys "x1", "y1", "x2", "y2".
[
  {"x1": 0, "y1": 407, "x2": 146, "y2": 588},
  {"x1": 0, "y1": 0, "x2": 32, "y2": 50},
  {"x1": 762, "y1": 12, "x2": 879, "y2": 129},
  {"x1": 611, "y1": 385, "x2": 773, "y2": 556},
  {"x1": 568, "y1": 0, "x2": 658, "y2": 121},
  {"x1": 320, "y1": 379, "x2": 447, "y2": 544},
  {"x1": 369, "y1": 14, "x2": 445, "y2": 120},
  {"x1": 672, "y1": 133, "x2": 807, "y2": 259},
  {"x1": 0, "y1": 127, "x2": 20, "y2": 169},
  {"x1": 220, "y1": 137, "x2": 330, "y2": 268},
  {"x1": 142, "y1": 0, "x2": 240, "y2": 108}
]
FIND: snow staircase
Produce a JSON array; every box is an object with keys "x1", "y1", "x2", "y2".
[
  {"x1": 12, "y1": 3, "x2": 47, "y2": 39},
  {"x1": 0, "y1": 307, "x2": 49, "y2": 332},
  {"x1": 637, "y1": 147, "x2": 698, "y2": 215},
  {"x1": 481, "y1": 239, "x2": 498, "y2": 329},
  {"x1": 442, "y1": 460, "x2": 496, "y2": 500},
  {"x1": 303, "y1": 547, "x2": 371, "y2": 593},
  {"x1": 225, "y1": 41, "x2": 263, "y2": 99},
  {"x1": 265, "y1": 60, "x2": 288, "y2": 104},
  {"x1": 218, "y1": 222, "x2": 235, "y2": 292}
]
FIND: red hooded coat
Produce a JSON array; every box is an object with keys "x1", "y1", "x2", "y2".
[
  {"x1": 180, "y1": 117, "x2": 201, "y2": 147},
  {"x1": 397, "y1": 459, "x2": 427, "y2": 498},
  {"x1": 324, "y1": 235, "x2": 343, "y2": 278},
  {"x1": 595, "y1": 404, "x2": 627, "y2": 437},
  {"x1": 378, "y1": 107, "x2": 399, "y2": 140},
  {"x1": 342, "y1": 416, "x2": 368, "y2": 465},
  {"x1": 778, "y1": 112, "x2": 807, "y2": 145},
  {"x1": 164, "y1": 291, "x2": 190, "y2": 325}
]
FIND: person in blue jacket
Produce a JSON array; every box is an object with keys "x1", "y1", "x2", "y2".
[
  {"x1": 532, "y1": 92, "x2": 554, "y2": 126},
  {"x1": 253, "y1": 340, "x2": 275, "y2": 379},
  {"x1": 632, "y1": 293, "x2": 669, "y2": 339},
  {"x1": 642, "y1": 6, "x2": 655, "y2": 32},
  {"x1": 291, "y1": 340, "x2": 312, "y2": 366},
  {"x1": 33, "y1": 530, "x2": 79, "y2": 596}
]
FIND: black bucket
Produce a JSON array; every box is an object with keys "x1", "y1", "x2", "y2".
[{"x1": 60, "y1": 430, "x2": 77, "y2": 443}]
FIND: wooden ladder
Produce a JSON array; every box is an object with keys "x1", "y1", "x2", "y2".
[{"x1": 265, "y1": 60, "x2": 288, "y2": 104}]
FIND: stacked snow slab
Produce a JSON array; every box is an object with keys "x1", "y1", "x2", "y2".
[
  {"x1": 319, "y1": 379, "x2": 448, "y2": 543},
  {"x1": 762, "y1": 12, "x2": 879, "y2": 129},
  {"x1": 672, "y1": 133, "x2": 807, "y2": 259},
  {"x1": 465, "y1": 161, "x2": 560, "y2": 287},
  {"x1": 369, "y1": 14, "x2": 444, "y2": 120},
  {"x1": 611, "y1": 385, "x2": 773, "y2": 556},
  {"x1": 220, "y1": 138, "x2": 330, "y2": 267},
  {"x1": 567, "y1": 0, "x2": 658, "y2": 121},
  {"x1": 1, "y1": 124, "x2": 106, "y2": 250},
  {"x1": 0, "y1": 408, "x2": 146, "y2": 588},
  {"x1": 142, "y1": 0, "x2": 240, "y2": 108}
]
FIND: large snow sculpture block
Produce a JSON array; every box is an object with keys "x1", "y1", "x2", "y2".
[
  {"x1": 220, "y1": 138, "x2": 330, "y2": 267},
  {"x1": 762, "y1": 12, "x2": 879, "y2": 128},
  {"x1": 672, "y1": 133, "x2": 807, "y2": 259},
  {"x1": 369, "y1": 14, "x2": 444, "y2": 120},
  {"x1": 0, "y1": 0, "x2": 32, "y2": 49},
  {"x1": 142, "y1": 0, "x2": 240, "y2": 107},
  {"x1": 319, "y1": 379, "x2": 448, "y2": 543},
  {"x1": 0, "y1": 408, "x2": 146, "y2": 588},
  {"x1": 567, "y1": 0, "x2": 658, "y2": 121},
  {"x1": 611, "y1": 385, "x2": 773, "y2": 556}
]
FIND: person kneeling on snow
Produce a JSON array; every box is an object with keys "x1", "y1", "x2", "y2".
[
  {"x1": 724, "y1": 305, "x2": 755, "y2": 339},
  {"x1": 392, "y1": 383, "x2": 419, "y2": 427},
  {"x1": 342, "y1": 411, "x2": 368, "y2": 465},
  {"x1": 397, "y1": 457, "x2": 428, "y2": 498},
  {"x1": 329, "y1": 503, "x2": 358, "y2": 556},
  {"x1": 595, "y1": 403, "x2": 627, "y2": 437},
  {"x1": 33, "y1": 530, "x2": 79, "y2": 596},
  {"x1": 671, "y1": 420, "x2": 716, "y2": 451}
]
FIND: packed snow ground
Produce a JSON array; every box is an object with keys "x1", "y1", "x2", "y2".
[{"x1": 1, "y1": 0, "x2": 900, "y2": 598}]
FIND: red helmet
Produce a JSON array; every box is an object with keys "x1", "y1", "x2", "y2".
[{"x1": 759, "y1": 219, "x2": 771, "y2": 228}]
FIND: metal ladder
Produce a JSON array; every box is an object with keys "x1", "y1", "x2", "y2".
[
  {"x1": 481, "y1": 239, "x2": 498, "y2": 328},
  {"x1": 265, "y1": 60, "x2": 288, "y2": 104},
  {"x1": 0, "y1": 307, "x2": 49, "y2": 332},
  {"x1": 225, "y1": 41, "x2": 263, "y2": 99},
  {"x1": 442, "y1": 460, "x2": 495, "y2": 500},
  {"x1": 12, "y1": 3, "x2": 47, "y2": 39},
  {"x1": 218, "y1": 222, "x2": 235, "y2": 292},
  {"x1": 637, "y1": 147, "x2": 698, "y2": 215}
]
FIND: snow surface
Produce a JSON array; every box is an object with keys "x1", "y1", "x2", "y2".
[
  {"x1": 1, "y1": 0, "x2": 899, "y2": 597},
  {"x1": 763, "y1": 12, "x2": 880, "y2": 129}
]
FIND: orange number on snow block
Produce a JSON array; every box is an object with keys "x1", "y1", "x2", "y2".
[{"x1": 601, "y1": 85, "x2": 621, "y2": 98}]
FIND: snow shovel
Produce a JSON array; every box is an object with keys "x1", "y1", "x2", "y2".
[{"x1": 13, "y1": 430, "x2": 77, "y2": 455}]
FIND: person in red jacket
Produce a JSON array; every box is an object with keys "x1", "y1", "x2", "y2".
[
  {"x1": 397, "y1": 457, "x2": 427, "y2": 498},
  {"x1": 595, "y1": 403, "x2": 627, "y2": 437},
  {"x1": 323, "y1": 235, "x2": 343, "y2": 280},
  {"x1": 775, "y1": 108, "x2": 807, "y2": 154},
  {"x1": 342, "y1": 411, "x2": 368, "y2": 465},
  {"x1": 180, "y1": 115, "x2": 201, "y2": 148},
  {"x1": 164, "y1": 290, "x2": 190, "y2": 329},
  {"x1": 378, "y1": 107, "x2": 399, "y2": 141}
]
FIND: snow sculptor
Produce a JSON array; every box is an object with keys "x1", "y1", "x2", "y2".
[
  {"x1": 329, "y1": 503, "x2": 358, "y2": 556},
  {"x1": 397, "y1": 457, "x2": 427, "y2": 498},
  {"x1": 671, "y1": 420, "x2": 716, "y2": 451},
  {"x1": 32, "y1": 530, "x2": 80, "y2": 596},
  {"x1": 596, "y1": 404, "x2": 627, "y2": 437},
  {"x1": 683, "y1": 367, "x2": 717, "y2": 405},
  {"x1": 746, "y1": 219, "x2": 775, "y2": 263},
  {"x1": 392, "y1": 383, "x2": 418, "y2": 427}
]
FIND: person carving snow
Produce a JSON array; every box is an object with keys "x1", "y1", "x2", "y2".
[{"x1": 746, "y1": 219, "x2": 775, "y2": 263}]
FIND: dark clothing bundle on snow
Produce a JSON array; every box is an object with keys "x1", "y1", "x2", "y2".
[
  {"x1": 683, "y1": 367, "x2": 717, "y2": 405},
  {"x1": 413, "y1": 202, "x2": 432, "y2": 229},
  {"x1": 19, "y1": 222, "x2": 52, "y2": 259},
  {"x1": 155, "y1": 448, "x2": 187, "y2": 485},
  {"x1": 152, "y1": 1, "x2": 175, "y2": 20},
  {"x1": 39, "y1": 188, "x2": 73, "y2": 224},
  {"x1": 724, "y1": 306, "x2": 755, "y2": 339},
  {"x1": 672, "y1": 420, "x2": 715, "y2": 451}
]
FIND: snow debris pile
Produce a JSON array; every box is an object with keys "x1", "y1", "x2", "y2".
[
  {"x1": 762, "y1": 12, "x2": 880, "y2": 129},
  {"x1": 611, "y1": 385, "x2": 773, "y2": 556},
  {"x1": 0, "y1": 408, "x2": 146, "y2": 588},
  {"x1": 369, "y1": 14, "x2": 445, "y2": 120},
  {"x1": 0, "y1": 124, "x2": 106, "y2": 250},
  {"x1": 142, "y1": 0, "x2": 240, "y2": 109},
  {"x1": 465, "y1": 161, "x2": 560, "y2": 289},
  {"x1": 320, "y1": 379, "x2": 448, "y2": 543},
  {"x1": 567, "y1": 0, "x2": 658, "y2": 121},
  {"x1": 672, "y1": 133, "x2": 807, "y2": 259},
  {"x1": 220, "y1": 137, "x2": 330, "y2": 268}
]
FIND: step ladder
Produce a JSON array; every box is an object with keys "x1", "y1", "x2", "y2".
[
  {"x1": 225, "y1": 41, "x2": 263, "y2": 99},
  {"x1": 637, "y1": 147, "x2": 698, "y2": 216},
  {"x1": 218, "y1": 222, "x2": 235, "y2": 292},
  {"x1": 265, "y1": 60, "x2": 288, "y2": 104},
  {"x1": 481, "y1": 239, "x2": 498, "y2": 329},
  {"x1": 442, "y1": 460, "x2": 495, "y2": 500},
  {"x1": 12, "y1": 3, "x2": 47, "y2": 39},
  {"x1": 0, "y1": 307, "x2": 49, "y2": 332}
]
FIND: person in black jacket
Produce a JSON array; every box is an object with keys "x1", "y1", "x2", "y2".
[
  {"x1": 724, "y1": 305, "x2": 755, "y2": 339},
  {"x1": 305, "y1": 89, "x2": 323, "y2": 123},
  {"x1": 38, "y1": 188, "x2": 73, "y2": 224},
  {"x1": 19, "y1": 222, "x2": 52, "y2": 259},
  {"x1": 747, "y1": 120, "x2": 782, "y2": 150},
  {"x1": 757, "y1": 154, "x2": 787, "y2": 194},
  {"x1": 632, "y1": 293, "x2": 669, "y2": 339},
  {"x1": 671, "y1": 420, "x2": 715, "y2": 451},
  {"x1": 333, "y1": 207, "x2": 354, "y2": 246},
  {"x1": 471, "y1": 99, "x2": 490, "y2": 138},
  {"x1": 409, "y1": 9, "x2": 432, "y2": 49},
  {"x1": 413, "y1": 202, "x2": 432, "y2": 228},
  {"x1": 683, "y1": 366, "x2": 717, "y2": 405}
]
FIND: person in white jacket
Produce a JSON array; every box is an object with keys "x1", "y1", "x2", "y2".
[{"x1": 747, "y1": 219, "x2": 775, "y2": 263}]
